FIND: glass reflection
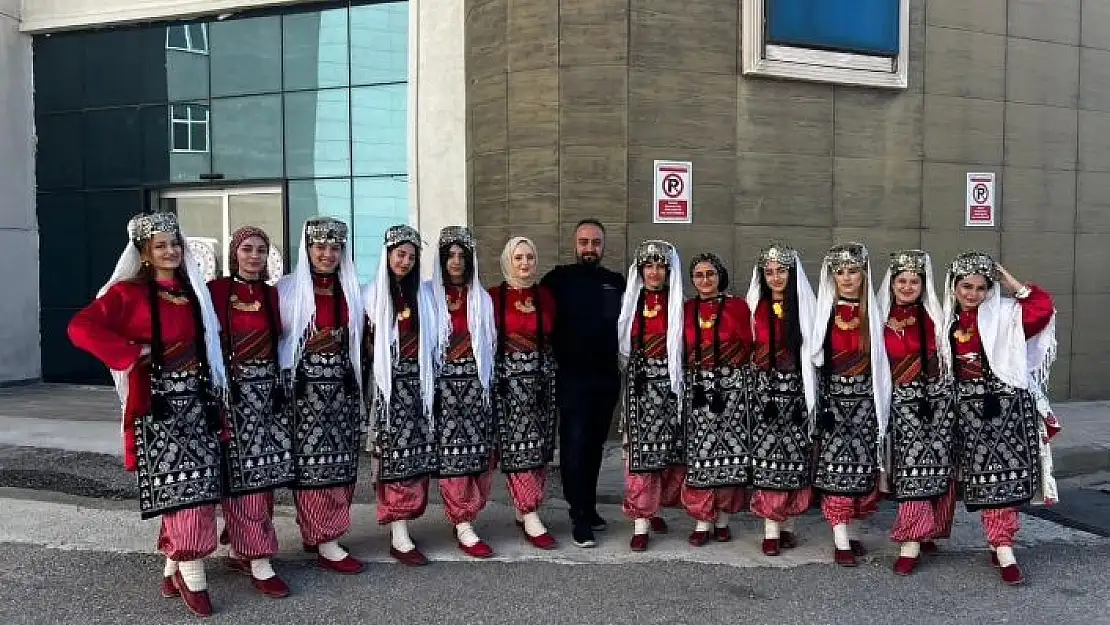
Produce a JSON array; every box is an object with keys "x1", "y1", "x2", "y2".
[
  {"x1": 352, "y1": 84, "x2": 407, "y2": 177},
  {"x1": 209, "y1": 15, "x2": 282, "y2": 97},
  {"x1": 283, "y1": 8, "x2": 349, "y2": 90},
  {"x1": 288, "y1": 178, "x2": 353, "y2": 265},
  {"x1": 211, "y1": 95, "x2": 283, "y2": 179},
  {"x1": 351, "y1": 2, "x2": 409, "y2": 86},
  {"x1": 284, "y1": 89, "x2": 352, "y2": 178},
  {"x1": 353, "y1": 175, "x2": 407, "y2": 281}
]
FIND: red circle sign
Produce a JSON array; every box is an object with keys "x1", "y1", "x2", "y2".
[{"x1": 662, "y1": 173, "x2": 684, "y2": 198}]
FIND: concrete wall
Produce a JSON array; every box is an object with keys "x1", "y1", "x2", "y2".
[
  {"x1": 0, "y1": 0, "x2": 40, "y2": 383},
  {"x1": 464, "y1": 0, "x2": 1110, "y2": 401}
]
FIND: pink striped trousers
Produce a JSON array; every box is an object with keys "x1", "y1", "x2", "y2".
[
  {"x1": 681, "y1": 485, "x2": 747, "y2": 523},
  {"x1": 158, "y1": 504, "x2": 218, "y2": 561},
  {"x1": 504, "y1": 468, "x2": 547, "y2": 515},
  {"x1": 440, "y1": 472, "x2": 494, "y2": 524},
  {"x1": 222, "y1": 492, "x2": 279, "y2": 559},
  {"x1": 376, "y1": 478, "x2": 430, "y2": 524},
  {"x1": 294, "y1": 485, "x2": 355, "y2": 546},
  {"x1": 821, "y1": 487, "x2": 883, "y2": 526},
  {"x1": 623, "y1": 463, "x2": 685, "y2": 520},
  {"x1": 890, "y1": 485, "x2": 958, "y2": 543},
  {"x1": 750, "y1": 488, "x2": 814, "y2": 522}
]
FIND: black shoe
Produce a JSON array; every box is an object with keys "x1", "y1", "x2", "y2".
[
  {"x1": 588, "y1": 511, "x2": 608, "y2": 532},
  {"x1": 572, "y1": 524, "x2": 597, "y2": 548}
]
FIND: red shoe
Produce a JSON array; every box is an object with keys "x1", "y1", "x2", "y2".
[
  {"x1": 650, "y1": 517, "x2": 669, "y2": 534},
  {"x1": 714, "y1": 526, "x2": 732, "y2": 542},
  {"x1": 458, "y1": 540, "x2": 494, "y2": 559},
  {"x1": 390, "y1": 546, "x2": 430, "y2": 566},
  {"x1": 630, "y1": 533, "x2": 649, "y2": 552},
  {"x1": 524, "y1": 532, "x2": 557, "y2": 550},
  {"x1": 989, "y1": 551, "x2": 1000, "y2": 568},
  {"x1": 780, "y1": 531, "x2": 798, "y2": 550},
  {"x1": 688, "y1": 530, "x2": 712, "y2": 547},
  {"x1": 834, "y1": 549, "x2": 857, "y2": 567},
  {"x1": 317, "y1": 554, "x2": 365, "y2": 575},
  {"x1": 160, "y1": 576, "x2": 179, "y2": 598},
  {"x1": 762, "y1": 538, "x2": 781, "y2": 556},
  {"x1": 893, "y1": 556, "x2": 918, "y2": 576},
  {"x1": 172, "y1": 572, "x2": 213, "y2": 618},
  {"x1": 1000, "y1": 563, "x2": 1024, "y2": 585},
  {"x1": 251, "y1": 575, "x2": 291, "y2": 599},
  {"x1": 921, "y1": 541, "x2": 939, "y2": 555},
  {"x1": 849, "y1": 539, "x2": 868, "y2": 557}
]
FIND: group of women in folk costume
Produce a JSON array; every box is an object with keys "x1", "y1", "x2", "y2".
[
  {"x1": 69, "y1": 214, "x2": 562, "y2": 618},
  {"x1": 616, "y1": 239, "x2": 1061, "y2": 586}
]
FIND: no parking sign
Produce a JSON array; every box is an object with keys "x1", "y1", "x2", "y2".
[
  {"x1": 965, "y1": 172, "x2": 996, "y2": 227},
  {"x1": 653, "y1": 160, "x2": 692, "y2": 224}
]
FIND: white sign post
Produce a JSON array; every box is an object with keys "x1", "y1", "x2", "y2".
[
  {"x1": 965, "y1": 172, "x2": 996, "y2": 227},
  {"x1": 653, "y1": 160, "x2": 692, "y2": 224}
]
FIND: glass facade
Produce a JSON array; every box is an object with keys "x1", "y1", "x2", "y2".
[{"x1": 34, "y1": 0, "x2": 410, "y2": 382}]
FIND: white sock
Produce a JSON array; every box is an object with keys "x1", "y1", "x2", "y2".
[
  {"x1": 832, "y1": 523, "x2": 851, "y2": 550},
  {"x1": 250, "y1": 558, "x2": 276, "y2": 580},
  {"x1": 900, "y1": 541, "x2": 921, "y2": 558},
  {"x1": 633, "y1": 518, "x2": 650, "y2": 535},
  {"x1": 163, "y1": 558, "x2": 178, "y2": 577},
  {"x1": 391, "y1": 520, "x2": 416, "y2": 552},
  {"x1": 715, "y1": 513, "x2": 730, "y2": 529},
  {"x1": 996, "y1": 546, "x2": 1017, "y2": 567},
  {"x1": 317, "y1": 540, "x2": 349, "y2": 562},
  {"x1": 764, "y1": 519, "x2": 781, "y2": 540},
  {"x1": 456, "y1": 522, "x2": 481, "y2": 548},
  {"x1": 522, "y1": 512, "x2": 547, "y2": 538},
  {"x1": 695, "y1": 520, "x2": 714, "y2": 532},
  {"x1": 177, "y1": 560, "x2": 207, "y2": 592}
]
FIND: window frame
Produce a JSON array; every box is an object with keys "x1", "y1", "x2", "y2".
[
  {"x1": 165, "y1": 23, "x2": 209, "y2": 55},
  {"x1": 169, "y1": 103, "x2": 211, "y2": 154},
  {"x1": 741, "y1": 0, "x2": 910, "y2": 90}
]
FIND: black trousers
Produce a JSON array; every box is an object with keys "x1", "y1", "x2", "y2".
[{"x1": 557, "y1": 369, "x2": 620, "y2": 523}]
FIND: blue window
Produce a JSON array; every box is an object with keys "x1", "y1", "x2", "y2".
[{"x1": 766, "y1": 0, "x2": 900, "y2": 57}]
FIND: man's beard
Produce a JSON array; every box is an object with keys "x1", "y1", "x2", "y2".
[{"x1": 577, "y1": 253, "x2": 601, "y2": 266}]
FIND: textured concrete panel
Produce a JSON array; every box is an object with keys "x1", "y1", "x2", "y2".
[
  {"x1": 508, "y1": 146, "x2": 559, "y2": 224},
  {"x1": 1005, "y1": 38, "x2": 1079, "y2": 109},
  {"x1": 1070, "y1": 352, "x2": 1110, "y2": 400},
  {"x1": 923, "y1": 96, "x2": 1004, "y2": 165},
  {"x1": 1000, "y1": 231, "x2": 1076, "y2": 295},
  {"x1": 561, "y1": 65, "x2": 626, "y2": 106},
  {"x1": 560, "y1": 145, "x2": 628, "y2": 225},
  {"x1": 629, "y1": 0, "x2": 737, "y2": 75},
  {"x1": 922, "y1": 229, "x2": 1001, "y2": 268},
  {"x1": 1071, "y1": 294, "x2": 1110, "y2": 355},
  {"x1": 466, "y1": 0, "x2": 508, "y2": 81},
  {"x1": 833, "y1": 158, "x2": 922, "y2": 229},
  {"x1": 508, "y1": 69, "x2": 558, "y2": 148},
  {"x1": 926, "y1": 0, "x2": 1007, "y2": 34},
  {"x1": 923, "y1": 162, "x2": 1000, "y2": 229},
  {"x1": 923, "y1": 26, "x2": 1006, "y2": 101},
  {"x1": 735, "y1": 154, "x2": 833, "y2": 227},
  {"x1": 1080, "y1": 48, "x2": 1110, "y2": 113},
  {"x1": 906, "y1": 0, "x2": 926, "y2": 94},
  {"x1": 1001, "y1": 167, "x2": 1077, "y2": 233},
  {"x1": 833, "y1": 90, "x2": 924, "y2": 160},
  {"x1": 1008, "y1": 0, "x2": 1081, "y2": 45},
  {"x1": 559, "y1": 65, "x2": 628, "y2": 148},
  {"x1": 1078, "y1": 110, "x2": 1110, "y2": 172},
  {"x1": 1004, "y1": 103, "x2": 1078, "y2": 170},
  {"x1": 737, "y1": 79, "x2": 834, "y2": 157},
  {"x1": 628, "y1": 148, "x2": 735, "y2": 225},
  {"x1": 507, "y1": 0, "x2": 558, "y2": 72},
  {"x1": 1082, "y1": 0, "x2": 1110, "y2": 51},
  {"x1": 1075, "y1": 234, "x2": 1110, "y2": 294},
  {"x1": 1077, "y1": 171, "x2": 1110, "y2": 232},
  {"x1": 469, "y1": 74, "x2": 508, "y2": 156},
  {"x1": 470, "y1": 151, "x2": 509, "y2": 225},
  {"x1": 559, "y1": 0, "x2": 628, "y2": 65},
  {"x1": 628, "y1": 69, "x2": 736, "y2": 152}
]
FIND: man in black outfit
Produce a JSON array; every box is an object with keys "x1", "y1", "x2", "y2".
[{"x1": 541, "y1": 219, "x2": 625, "y2": 548}]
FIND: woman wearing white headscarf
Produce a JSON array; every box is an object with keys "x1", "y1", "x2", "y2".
[
  {"x1": 363, "y1": 224, "x2": 439, "y2": 566},
  {"x1": 429, "y1": 226, "x2": 498, "y2": 558},
  {"x1": 745, "y1": 242, "x2": 818, "y2": 556},
  {"x1": 810, "y1": 242, "x2": 891, "y2": 567},
  {"x1": 69, "y1": 212, "x2": 228, "y2": 617},
  {"x1": 489, "y1": 236, "x2": 558, "y2": 549},
  {"x1": 875, "y1": 250, "x2": 957, "y2": 577},
  {"x1": 618, "y1": 240, "x2": 686, "y2": 552},
  {"x1": 277, "y1": 217, "x2": 365, "y2": 576},
  {"x1": 943, "y1": 251, "x2": 1059, "y2": 586}
]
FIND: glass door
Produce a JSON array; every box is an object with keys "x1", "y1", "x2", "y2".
[{"x1": 154, "y1": 186, "x2": 285, "y2": 282}]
